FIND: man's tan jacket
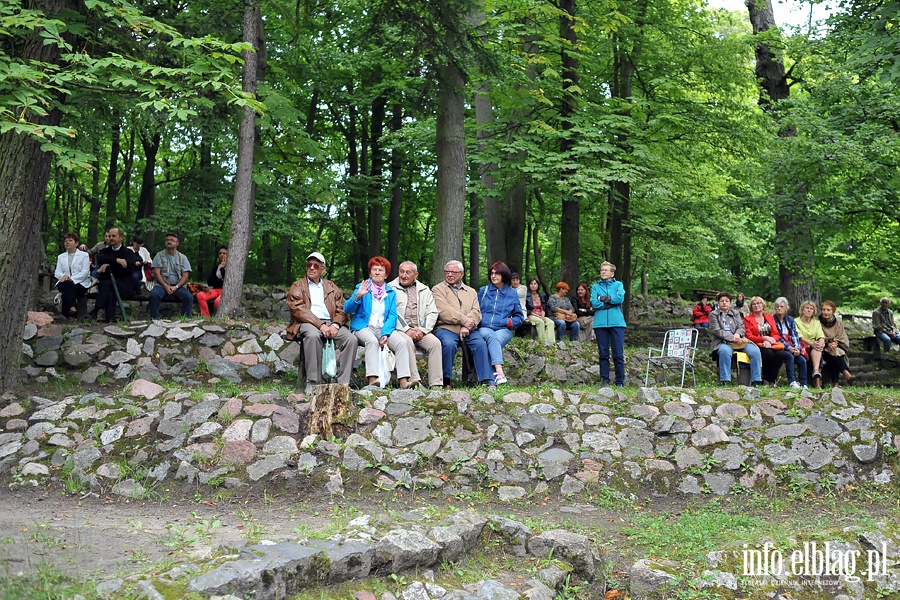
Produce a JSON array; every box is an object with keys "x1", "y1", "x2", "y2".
[{"x1": 432, "y1": 281, "x2": 481, "y2": 335}]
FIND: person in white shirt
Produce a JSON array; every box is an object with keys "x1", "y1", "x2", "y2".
[{"x1": 54, "y1": 232, "x2": 91, "y2": 319}]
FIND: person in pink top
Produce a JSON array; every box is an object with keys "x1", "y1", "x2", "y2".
[{"x1": 524, "y1": 278, "x2": 555, "y2": 344}]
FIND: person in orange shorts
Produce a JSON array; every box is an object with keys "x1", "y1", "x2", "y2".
[{"x1": 197, "y1": 245, "x2": 227, "y2": 317}]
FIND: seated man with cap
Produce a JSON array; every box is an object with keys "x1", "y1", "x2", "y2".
[
  {"x1": 285, "y1": 252, "x2": 359, "y2": 392},
  {"x1": 148, "y1": 231, "x2": 194, "y2": 318}
]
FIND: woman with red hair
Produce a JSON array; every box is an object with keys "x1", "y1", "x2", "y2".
[
  {"x1": 819, "y1": 300, "x2": 853, "y2": 386},
  {"x1": 547, "y1": 281, "x2": 580, "y2": 342},
  {"x1": 344, "y1": 256, "x2": 418, "y2": 388}
]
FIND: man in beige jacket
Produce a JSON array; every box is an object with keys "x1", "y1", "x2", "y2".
[
  {"x1": 389, "y1": 261, "x2": 443, "y2": 388},
  {"x1": 432, "y1": 260, "x2": 494, "y2": 389}
]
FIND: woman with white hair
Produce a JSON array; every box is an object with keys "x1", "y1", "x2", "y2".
[{"x1": 772, "y1": 297, "x2": 807, "y2": 389}]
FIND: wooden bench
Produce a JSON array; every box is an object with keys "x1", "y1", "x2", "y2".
[
  {"x1": 514, "y1": 322, "x2": 535, "y2": 338},
  {"x1": 76, "y1": 290, "x2": 195, "y2": 319},
  {"x1": 861, "y1": 336, "x2": 879, "y2": 352}
]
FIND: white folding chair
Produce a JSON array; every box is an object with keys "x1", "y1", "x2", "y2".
[{"x1": 644, "y1": 328, "x2": 699, "y2": 387}]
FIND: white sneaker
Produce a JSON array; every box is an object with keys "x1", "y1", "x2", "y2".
[
  {"x1": 801, "y1": 385, "x2": 808, "y2": 390},
  {"x1": 494, "y1": 372, "x2": 508, "y2": 385},
  {"x1": 789, "y1": 381, "x2": 801, "y2": 389}
]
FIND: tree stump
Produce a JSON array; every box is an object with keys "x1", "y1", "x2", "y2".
[{"x1": 307, "y1": 384, "x2": 355, "y2": 439}]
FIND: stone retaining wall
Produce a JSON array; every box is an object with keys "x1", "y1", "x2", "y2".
[{"x1": 2, "y1": 371, "x2": 896, "y2": 502}]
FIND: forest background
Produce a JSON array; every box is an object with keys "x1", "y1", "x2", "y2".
[{"x1": 0, "y1": 0, "x2": 897, "y2": 392}]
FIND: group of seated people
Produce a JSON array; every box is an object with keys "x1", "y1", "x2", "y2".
[
  {"x1": 284, "y1": 252, "x2": 627, "y2": 392},
  {"x1": 709, "y1": 291, "x2": 855, "y2": 389},
  {"x1": 285, "y1": 254, "x2": 526, "y2": 392},
  {"x1": 65, "y1": 230, "x2": 887, "y2": 394},
  {"x1": 54, "y1": 227, "x2": 227, "y2": 322},
  {"x1": 513, "y1": 275, "x2": 596, "y2": 343}
]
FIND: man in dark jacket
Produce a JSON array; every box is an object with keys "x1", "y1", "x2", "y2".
[{"x1": 92, "y1": 228, "x2": 142, "y2": 322}]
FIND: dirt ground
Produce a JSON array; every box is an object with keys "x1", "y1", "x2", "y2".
[
  {"x1": 0, "y1": 483, "x2": 636, "y2": 585},
  {"x1": 0, "y1": 486, "x2": 334, "y2": 580}
]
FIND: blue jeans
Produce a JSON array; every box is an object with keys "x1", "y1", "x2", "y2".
[
  {"x1": 595, "y1": 327, "x2": 625, "y2": 385},
  {"x1": 552, "y1": 319, "x2": 581, "y2": 341},
  {"x1": 783, "y1": 351, "x2": 808, "y2": 385},
  {"x1": 716, "y1": 343, "x2": 762, "y2": 383},
  {"x1": 434, "y1": 328, "x2": 493, "y2": 385},
  {"x1": 479, "y1": 327, "x2": 513, "y2": 366},
  {"x1": 876, "y1": 331, "x2": 900, "y2": 352},
  {"x1": 148, "y1": 285, "x2": 193, "y2": 318}
]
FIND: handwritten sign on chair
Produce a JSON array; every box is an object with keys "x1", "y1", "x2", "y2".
[{"x1": 666, "y1": 329, "x2": 693, "y2": 359}]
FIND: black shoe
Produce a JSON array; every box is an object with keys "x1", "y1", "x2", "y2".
[
  {"x1": 718, "y1": 380, "x2": 731, "y2": 386},
  {"x1": 751, "y1": 381, "x2": 763, "y2": 387}
]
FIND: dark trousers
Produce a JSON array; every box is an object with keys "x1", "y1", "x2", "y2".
[
  {"x1": 57, "y1": 281, "x2": 87, "y2": 318},
  {"x1": 759, "y1": 348, "x2": 789, "y2": 383},
  {"x1": 94, "y1": 279, "x2": 135, "y2": 322},
  {"x1": 822, "y1": 353, "x2": 848, "y2": 383},
  {"x1": 595, "y1": 327, "x2": 625, "y2": 385}
]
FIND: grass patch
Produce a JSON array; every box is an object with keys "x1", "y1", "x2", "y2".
[
  {"x1": 622, "y1": 499, "x2": 762, "y2": 561},
  {"x1": 0, "y1": 562, "x2": 92, "y2": 599}
]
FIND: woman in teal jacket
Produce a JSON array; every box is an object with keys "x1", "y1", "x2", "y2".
[
  {"x1": 344, "y1": 256, "x2": 417, "y2": 388},
  {"x1": 591, "y1": 261, "x2": 627, "y2": 387}
]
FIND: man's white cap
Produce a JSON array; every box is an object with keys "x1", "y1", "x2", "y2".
[{"x1": 307, "y1": 252, "x2": 326, "y2": 265}]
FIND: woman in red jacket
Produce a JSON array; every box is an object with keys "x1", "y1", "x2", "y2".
[
  {"x1": 691, "y1": 295, "x2": 712, "y2": 328},
  {"x1": 744, "y1": 296, "x2": 790, "y2": 385}
]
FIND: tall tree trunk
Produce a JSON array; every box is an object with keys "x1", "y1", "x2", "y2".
[
  {"x1": 219, "y1": 0, "x2": 265, "y2": 317},
  {"x1": 196, "y1": 134, "x2": 213, "y2": 277},
  {"x1": 559, "y1": 0, "x2": 579, "y2": 289},
  {"x1": 87, "y1": 151, "x2": 102, "y2": 247},
  {"x1": 468, "y1": 191, "x2": 480, "y2": 289},
  {"x1": 279, "y1": 235, "x2": 292, "y2": 285},
  {"x1": 342, "y1": 99, "x2": 367, "y2": 282},
  {"x1": 476, "y1": 87, "x2": 502, "y2": 267},
  {"x1": 105, "y1": 110, "x2": 121, "y2": 229},
  {"x1": 124, "y1": 128, "x2": 135, "y2": 225},
  {"x1": 136, "y1": 131, "x2": 161, "y2": 248},
  {"x1": 0, "y1": 0, "x2": 76, "y2": 395},
  {"x1": 387, "y1": 103, "x2": 402, "y2": 273},
  {"x1": 474, "y1": 11, "x2": 503, "y2": 268},
  {"x1": 747, "y1": 0, "x2": 815, "y2": 314},
  {"x1": 488, "y1": 25, "x2": 538, "y2": 277},
  {"x1": 609, "y1": 179, "x2": 631, "y2": 316},
  {"x1": 532, "y1": 190, "x2": 549, "y2": 294},
  {"x1": 260, "y1": 232, "x2": 273, "y2": 284},
  {"x1": 608, "y1": 27, "x2": 642, "y2": 322},
  {"x1": 431, "y1": 62, "x2": 467, "y2": 282},
  {"x1": 524, "y1": 222, "x2": 532, "y2": 277},
  {"x1": 368, "y1": 93, "x2": 386, "y2": 265}
]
